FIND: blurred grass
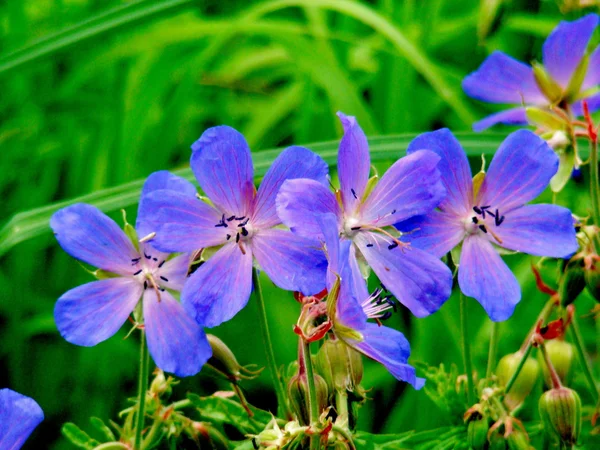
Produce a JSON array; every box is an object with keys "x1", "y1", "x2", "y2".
[{"x1": 1, "y1": 0, "x2": 600, "y2": 448}]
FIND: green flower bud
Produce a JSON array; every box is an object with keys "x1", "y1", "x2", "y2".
[
  {"x1": 539, "y1": 339, "x2": 574, "y2": 387},
  {"x1": 507, "y1": 430, "x2": 533, "y2": 450},
  {"x1": 488, "y1": 430, "x2": 508, "y2": 450},
  {"x1": 149, "y1": 369, "x2": 172, "y2": 398},
  {"x1": 539, "y1": 387, "x2": 581, "y2": 446},
  {"x1": 206, "y1": 334, "x2": 261, "y2": 382},
  {"x1": 315, "y1": 339, "x2": 363, "y2": 394},
  {"x1": 559, "y1": 258, "x2": 586, "y2": 306},
  {"x1": 467, "y1": 414, "x2": 489, "y2": 450},
  {"x1": 584, "y1": 259, "x2": 600, "y2": 302},
  {"x1": 287, "y1": 370, "x2": 328, "y2": 425},
  {"x1": 532, "y1": 62, "x2": 564, "y2": 103},
  {"x1": 496, "y1": 352, "x2": 540, "y2": 411}
]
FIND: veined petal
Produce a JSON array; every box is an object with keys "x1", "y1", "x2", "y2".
[
  {"x1": 346, "y1": 323, "x2": 424, "y2": 389},
  {"x1": 141, "y1": 190, "x2": 226, "y2": 253},
  {"x1": 361, "y1": 150, "x2": 445, "y2": 226},
  {"x1": 406, "y1": 129, "x2": 473, "y2": 215},
  {"x1": 137, "y1": 171, "x2": 197, "y2": 237},
  {"x1": 572, "y1": 92, "x2": 600, "y2": 116},
  {"x1": 583, "y1": 45, "x2": 600, "y2": 90},
  {"x1": 543, "y1": 14, "x2": 599, "y2": 87},
  {"x1": 190, "y1": 126, "x2": 254, "y2": 216},
  {"x1": 477, "y1": 130, "x2": 558, "y2": 211},
  {"x1": 396, "y1": 212, "x2": 465, "y2": 258},
  {"x1": 143, "y1": 289, "x2": 212, "y2": 377},
  {"x1": 251, "y1": 229, "x2": 327, "y2": 295},
  {"x1": 51, "y1": 203, "x2": 138, "y2": 276},
  {"x1": 276, "y1": 178, "x2": 341, "y2": 239},
  {"x1": 54, "y1": 278, "x2": 142, "y2": 347},
  {"x1": 252, "y1": 146, "x2": 328, "y2": 228},
  {"x1": 157, "y1": 253, "x2": 192, "y2": 291},
  {"x1": 459, "y1": 235, "x2": 520, "y2": 322},
  {"x1": 336, "y1": 246, "x2": 369, "y2": 331},
  {"x1": 354, "y1": 232, "x2": 452, "y2": 317},
  {"x1": 348, "y1": 245, "x2": 370, "y2": 304},
  {"x1": 0, "y1": 389, "x2": 44, "y2": 450},
  {"x1": 493, "y1": 204, "x2": 577, "y2": 258},
  {"x1": 462, "y1": 51, "x2": 546, "y2": 104},
  {"x1": 472, "y1": 107, "x2": 528, "y2": 132},
  {"x1": 337, "y1": 112, "x2": 371, "y2": 214},
  {"x1": 182, "y1": 243, "x2": 253, "y2": 328}
]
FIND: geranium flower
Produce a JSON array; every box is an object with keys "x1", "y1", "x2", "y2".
[
  {"x1": 276, "y1": 112, "x2": 452, "y2": 318},
  {"x1": 463, "y1": 14, "x2": 600, "y2": 131},
  {"x1": 0, "y1": 388, "x2": 43, "y2": 450},
  {"x1": 51, "y1": 171, "x2": 211, "y2": 377},
  {"x1": 142, "y1": 126, "x2": 328, "y2": 328},
  {"x1": 318, "y1": 213, "x2": 424, "y2": 389},
  {"x1": 397, "y1": 129, "x2": 578, "y2": 321}
]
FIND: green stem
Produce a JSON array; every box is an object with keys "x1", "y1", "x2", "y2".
[
  {"x1": 504, "y1": 341, "x2": 533, "y2": 396},
  {"x1": 460, "y1": 292, "x2": 475, "y2": 404},
  {"x1": 252, "y1": 268, "x2": 291, "y2": 418},
  {"x1": 569, "y1": 314, "x2": 599, "y2": 402},
  {"x1": 335, "y1": 390, "x2": 349, "y2": 427},
  {"x1": 134, "y1": 331, "x2": 150, "y2": 450},
  {"x1": 302, "y1": 340, "x2": 320, "y2": 450},
  {"x1": 486, "y1": 321, "x2": 499, "y2": 379},
  {"x1": 590, "y1": 138, "x2": 600, "y2": 229}
]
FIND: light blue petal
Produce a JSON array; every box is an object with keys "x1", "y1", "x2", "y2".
[
  {"x1": 395, "y1": 212, "x2": 464, "y2": 258},
  {"x1": 472, "y1": 107, "x2": 528, "y2": 132},
  {"x1": 0, "y1": 389, "x2": 44, "y2": 450},
  {"x1": 583, "y1": 45, "x2": 600, "y2": 90},
  {"x1": 572, "y1": 92, "x2": 600, "y2": 116},
  {"x1": 156, "y1": 252, "x2": 192, "y2": 291}
]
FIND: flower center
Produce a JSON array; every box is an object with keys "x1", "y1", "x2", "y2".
[
  {"x1": 343, "y1": 216, "x2": 362, "y2": 238},
  {"x1": 361, "y1": 285, "x2": 398, "y2": 323},
  {"x1": 131, "y1": 250, "x2": 168, "y2": 292},
  {"x1": 463, "y1": 205, "x2": 505, "y2": 244}
]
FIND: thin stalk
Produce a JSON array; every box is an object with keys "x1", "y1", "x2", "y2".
[
  {"x1": 568, "y1": 314, "x2": 599, "y2": 402},
  {"x1": 538, "y1": 341, "x2": 563, "y2": 389},
  {"x1": 302, "y1": 340, "x2": 320, "y2": 450},
  {"x1": 460, "y1": 292, "x2": 475, "y2": 404},
  {"x1": 589, "y1": 136, "x2": 600, "y2": 228},
  {"x1": 486, "y1": 321, "x2": 500, "y2": 379},
  {"x1": 134, "y1": 331, "x2": 150, "y2": 450},
  {"x1": 252, "y1": 268, "x2": 291, "y2": 418},
  {"x1": 335, "y1": 390, "x2": 349, "y2": 427},
  {"x1": 504, "y1": 341, "x2": 534, "y2": 396}
]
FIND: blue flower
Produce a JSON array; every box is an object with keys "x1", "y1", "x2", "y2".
[
  {"x1": 51, "y1": 171, "x2": 212, "y2": 377},
  {"x1": 276, "y1": 112, "x2": 452, "y2": 318},
  {"x1": 397, "y1": 129, "x2": 578, "y2": 321},
  {"x1": 142, "y1": 126, "x2": 329, "y2": 328},
  {"x1": 0, "y1": 388, "x2": 43, "y2": 450},
  {"x1": 463, "y1": 14, "x2": 600, "y2": 131},
  {"x1": 318, "y1": 213, "x2": 424, "y2": 389}
]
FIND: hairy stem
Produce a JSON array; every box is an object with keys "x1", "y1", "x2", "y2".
[
  {"x1": 134, "y1": 331, "x2": 150, "y2": 450},
  {"x1": 569, "y1": 314, "x2": 599, "y2": 402},
  {"x1": 504, "y1": 341, "x2": 533, "y2": 396},
  {"x1": 460, "y1": 292, "x2": 476, "y2": 404},
  {"x1": 302, "y1": 340, "x2": 321, "y2": 450},
  {"x1": 486, "y1": 321, "x2": 500, "y2": 379}
]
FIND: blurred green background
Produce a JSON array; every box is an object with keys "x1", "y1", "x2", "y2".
[{"x1": 1, "y1": 0, "x2": 600, "y2": 448}]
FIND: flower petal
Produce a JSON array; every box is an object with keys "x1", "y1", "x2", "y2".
[
  {"x1": 251, "y1": 229, "x2": 327, "y2": 295},
  {"x1": 346, "y1": 323, "x2": 424, "y2": 389},
  {"x1": 462, "y1": 51, "x2": 545, "y2": 104},
  {"x1": 395, "y1": 212, "x2": 465, "y2": 258},
  {"x1": 143, "y1": 289, "x2": 212, "y2": 377},
  {"x1": 472, "y1": 107, "x2": 528, "y2": 132},
  {"x1": 543, "y1": 14, "x2": 599, "y2": 87},
  {"x1": 157, "y1": 252, "x2": 192, "y2": 291},
  {"x1": 182, "y1": 243, "x2": 253, "y2": 328},
  {"x1": 492, "y1": 204, "x2": 577, "y2": 258},
  {"x1": 477, "y1": 130, "x2": 558, "y2": 211},
  {"x1": 583, "y1": 45, "x2": 600, "y2": 90},
  {"x1": 252, "y1": 146, "x2": 328, "y2": 228},
  {"x1": 0, "y1": 389, "x2": 44, "y2": 450},
  {"x1": 354, "y1": 232, "x2": 452, "y2": 317},
  {"x1": 137, "y1": 171, "x2": 197, "y2": 237},
  {"x1": 141, "y1": 190, "x2": 226, "y2": 253},
  {"x1": 51, "y1": 204, "x2": 139, "y2": 276},
  {"x1": 276, "y1": 178, "x2": 341, "y2": 239},
  {"x1": 54, "y1": 278, "x2": 142, "y2": 347},
  {"x1": 337, "y1": 112, "x2": 371, "y2": 215},
  {"x1": 406, "y1": 129, "x2": 473, "y2": 215},
  {"x1": 190, "y1": 126, "x2": 254, "y2": 216},
  {"x1": 361, "y1": 150, "x2": 445, "y2": 226},
  {"x1": 458, "y1": 235, "x2": 520, "y2": 322},
  {"x1": 572, "y1": 92, "x2": 600, "y2": 116}
]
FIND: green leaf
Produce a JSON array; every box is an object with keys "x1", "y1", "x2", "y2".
[
  {"x1": 90, "y1": 417, "x2": 116, "y2": 442},
  {"x1": 61, "y1": 423, "x2": 101, "y2": 450}
]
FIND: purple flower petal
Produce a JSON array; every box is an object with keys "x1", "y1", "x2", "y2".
[
  {"x1": 335, "y1": 246, "x2": 369, "y2": 331},
  {"x1": 543, "y1": 14, "x2": 599, "y2": 87},
  {"x1": 141, "y1": 190, "x2": 226, "y2": 253},
  {"x1": 493, "y1": 204, "x2": 577, "y2": 258},
  {"x1": 54, "y1": 278, "x2": 142, "y2": 347},
  {"x1": 143, "y1": 289, "x2": 212, "y2": 377},
  {"x1": 477, "y1": 130, "x2": 558, "y2": 211},
  {"x1": 354, "y1": 232, "x2": 452, "y2": 317},
  {"x1": 406, "y1": 129, "x2": 473, "y2": 216},
  {"x1": 472, "y1": 107, "x2": 528, "y2": 132},
  {"x1": 337, "y1": 112, "x2": 371, "y2": 215},
  {"x1": 190, "y1": 126, "x2": 254, "y2": 216},
  {"x1": 361, "y1": 150, "x2": 445, "y2": 226},
  {"x1": 51, "y1": 204, "x2": 139, "y2": 276},
  {"x1": 348, "y1": 245, "x2": 370, "y2": 305},
  {"x1": 156, "y1": 252, "x2": 192, "y2": 291},
  {"x1": 252, "y1": 146, "x2": 328, "y2": 228},
  {"x1": 396, "y1": 212, "x2": 464, "y2": 258},
  {"x1": 346, "y1": 323, "x2": 424, "y2": 389},
  {"x1": 182, "y1": 243, "x2": 253, "y2": 328},
  {"x1": 462, "y1": 51, "x2": 545, "y2": 104},
  {"x1": 276, "y1": 178, "x2": 342, "y2": 239},
  {"x1": 137, "y1": 171, "x2": 197, "y2": 237},
  {"x1": 458, "y1": 235, "x2": 520, "y2": 322},
  {"x1": 251, "y1": 229, "x2": 327, "y2": 295},
  {"x1": 0, "y1": 389, "x2": 44, "y2": 450},
  {"x1": 572, "y1": 92, "x2": 600, "y2": 116},
  {"x1": 583, "y1": 45, "x2": 600, "y2": 90}
]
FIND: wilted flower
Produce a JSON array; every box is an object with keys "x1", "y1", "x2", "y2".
[
  {"x1": 0, "y1": 388, "x2": 43, "y2": 449},
  {"x1": 277, "y1": 112, "x2": 452, "y2": 318},
  {"x1": 142, "y1": 126, "x2": 328, "y2": 328},
  {"x1": 397, "y1": 129, "x2": 578, "y2": 321},
  {"x1": 51, "y1": 171, "x2": 211, "y2": 377}
]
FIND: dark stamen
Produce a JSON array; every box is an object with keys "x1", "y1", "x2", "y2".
[
  {"x1": 235, "y1": 233, "x2": 240, "y2": 243},
  {"x1": 133, "y1": 269, "x2": 142, "y2": 276},
  {"x1": 158, "y1": 260, "x2": 165, "y2": 268},
  {"x1": 381, "y1": 283, "x2": 387, "y2": 292},
  {"x1": 227, "y1": 215, "x2": 236, "y2": 221},
  {"x1": 388, "y1": 242, "x2": 399, "y2": 250},
  {"x1": 226, "y1": 234, "x2": 231, "y2": 240},
  {"x1": 160, "y1": 276, "x2": 169, "y2": 282},
  {"x1": 473, "y1": 206, "x2": 482, "y2": 215},
  {"x1": 380, "y1": 311, "x2": 393, "y2": 320},
  {"x1": 215, "y1": 213, "x2": 228, "y2": 228},
  {"x1": 241, "y1": 227, "x2": 249, "y2": 236},
  {"x1": 238, "y1": 217, "x2": 250, "y2": 227},
  {"x1": 144, "y1": 252, "x2": 151, "y2": 259},
  {"x1": 479, "y1": 225, "x2": 488, "y2": 233},
  {"x1": 153, "y1": 257, "x2": 158, "y2": 261},
  {"x1": 366, "y1": 243, "x2": 374, "y2": 248},
  {"x1": 143, "y1": 281, "x2": 148, "y2": 290},
  {"x1": 472, "y1": 217, "x2": 478, "y2": 224},
  {"x1": 351, "y1": 188, "x2": 357, "y2": 199},
  {"x1": 495, "y1": 212, "x2": 505, "y2": 226},
  {"x1": 131, "y1": 257, "x2": 141, "y2": 263},
  {"x1": 391, "y1": 209, "x2": 397, "y2": 215},
  {"x1": 235, "y1": 216, "x2": 246, "y2": 221},
  {"x1": 159, "y1": 287, "x2": 165, "y2": 292},
  {"x1": 350, "y1": 226, "x2": 361, "y2": 231}
]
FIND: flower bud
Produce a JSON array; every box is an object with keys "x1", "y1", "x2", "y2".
[
  {"x1": 315, "y1": 339, "x2": 363, "y2": 394},
  {"x1": 150, "y1": 369, "x2": 172, "y2": 398},
  {"x1": 507, "y1": 430, "x2": 533, "y2": 450},
  {"x1": 584, "y1": 259, "x2": 600, "y2": 302},
  {"x1": 287, "y1": 370, "x2": 328, "y2": 425},
  {"x1": 467, "y1": 414, "x2": 489, "y2": 450},
  {"x1": 206, "y1": 334, "x2": 261, "y2": 382},
  {"x1": 532, "y1": 62, "x2": 564, "y2": 103},
  {"x1": 539, "y1": 387, "x2": 581, "y2": 446},
  {"x1": 559, "y1": 258, "x2": 586, "y2": 306},
  {"x1": 488, "y1": 430, "x2": 508, "y2": 450},
  {"x1": 538, "y1": 339, "x2": 574, "y2": 387},
  {"x1": 496, "y1": 352, "x2": 540, "y2": 411}
]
